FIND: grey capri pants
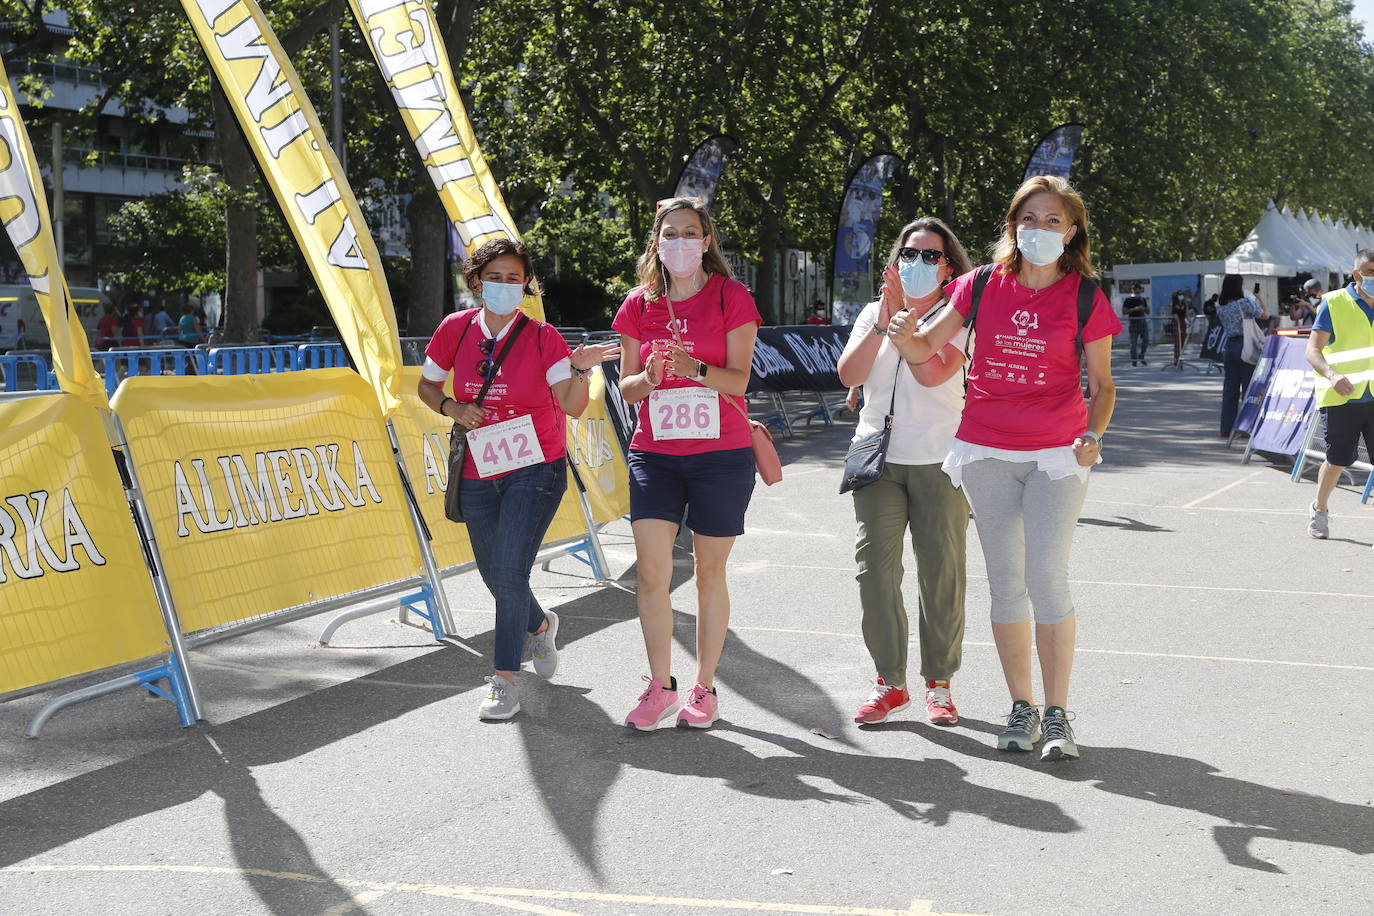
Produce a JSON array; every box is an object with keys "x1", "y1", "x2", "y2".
[{"x1": 959, "y1": 457, "x2": 1089, "y2": 625}]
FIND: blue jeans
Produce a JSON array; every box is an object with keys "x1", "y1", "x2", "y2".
[
  {"x1": 1220, "y1": 336, "x2": 1255, "y2": 435},
  {"x1": 459, "y1": 457, "x2": 568, "y2": 671},
  {"x1": 1128, "y1": 322, "x2": 1149, "y2": 361}
]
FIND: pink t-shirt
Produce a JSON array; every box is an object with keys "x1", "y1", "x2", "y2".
[
  {"x1": 425, "y1": 309, "x2": 572, "y2": 479},
  {"x1": 949, "y1": 267, "x2": 1122, "y2": 450},
  {"x1": 611, "y1": 274, "x2": 762, "y2": 455}
]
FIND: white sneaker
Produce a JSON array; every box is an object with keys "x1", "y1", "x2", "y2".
[
  {"x1": 1307, "y1": 502, "x2": 1329, "y2": 539},
  {"x1": 478, "y1": 675, "x2": 520, "y2": 720},
  {"x1": 528, "y1": 610, "x2": 559, "y2": 680}
]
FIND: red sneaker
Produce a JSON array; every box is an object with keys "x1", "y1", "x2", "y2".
[
  {"x1": 924, "y1": 681, "x2": 958, "y2": 725},
  {"x1": 854, "y1": 678, "x2": 910, "y2": 724}
]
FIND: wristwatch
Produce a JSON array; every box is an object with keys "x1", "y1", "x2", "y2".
[
  {"x1": 1081, "y1": 430, "x2": 1102, "y2": 446},
  {"x1": 695, "y1": 360, "x2": 709, "y2": 380}
]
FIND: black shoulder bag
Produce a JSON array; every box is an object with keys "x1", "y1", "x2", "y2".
[
  {"x1": 445, "y1": 313, "x2": 531, "y2": 522},
  {"x1": 839, "y1": 357, "x2": 901, "y2": 494}
]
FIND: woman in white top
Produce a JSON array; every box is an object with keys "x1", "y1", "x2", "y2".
[{"x1": 837, "y1": 218, "x2": 973, "y2": 727}]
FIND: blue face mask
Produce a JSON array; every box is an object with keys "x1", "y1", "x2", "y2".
[
  {"x1": 481, "y1": 281, "x2": 524, "y2": 315},
  {"x1": 898, "y1": 258, "x2": 941, "y2": 299},
  {"x1": 1360, "y1": 277, "x2": 1374, "y2": 299}
]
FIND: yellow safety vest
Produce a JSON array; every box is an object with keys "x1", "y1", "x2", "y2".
[{"x1": 1314, "y1": 288, "x2": 1374, "y2": 408}]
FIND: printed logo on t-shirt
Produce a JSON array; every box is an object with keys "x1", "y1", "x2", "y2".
[{"x1": 1011, "y1": 310, "x2": 1039, "y2": 335}]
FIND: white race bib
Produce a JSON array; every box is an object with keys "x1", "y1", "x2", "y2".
[
  {"x1": 467, "y1": 413, "x2": 546, "y2": 477},
  {"x1": 649, "y1": 386, "x2": 720, "y2": 441}
]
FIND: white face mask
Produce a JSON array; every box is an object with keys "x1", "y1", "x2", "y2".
[
  {"x1": 1016, "y1": 227, "x2": 1067, "y2": 267},
  {"x1": 481, "y1": 280, "x2": 524, "y2": 315},
  {"x1": 658, "y1": 237, "x2": 706, "y2": 279},
  {"x1": 898, "y1": 258, "x2": 942, "y2": 299}
]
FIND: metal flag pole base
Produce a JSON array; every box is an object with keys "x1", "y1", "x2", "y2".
[{"x1": 388, "y1": 419, "x2": 458, "y2": 638}]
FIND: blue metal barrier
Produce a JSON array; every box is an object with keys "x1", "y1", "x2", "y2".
[
  {"x1": 295, "y1": 342, "x2": 348, "y2": 369},
  {"x1": 93, "y1": 348, "x2": 209, "y2": 395},
  {"x1": 0, "y1": 352, "x2": 55, "y2": 391},
  {"x1": 208, "y1": 345, "x2": 299, "y2": 375}
]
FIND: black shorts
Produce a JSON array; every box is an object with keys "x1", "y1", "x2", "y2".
[
  {"x1": 1321, "y1": 401, "x2": 1374, "y2": 467},
  {"x1": 627, "y1": 447, "x2": 755, "y2": 537}
]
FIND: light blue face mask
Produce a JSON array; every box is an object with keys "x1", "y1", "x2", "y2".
[
  {"x1": 898, "y1": 258, "x2": 941, "y2": 299},
  {"x1": 481, "y1": 281, "x2": 524, "y2": 315},
  {"x1": 1360, "y1": 277, "x2": 1374, "y2": 299}
]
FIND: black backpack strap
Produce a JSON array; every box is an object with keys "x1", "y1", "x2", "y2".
[
  {"x1": 961, "y1": 264, "x2": 995, "y2": 372},
  {"x1": 1075, "y1": 275, "x2": 1099, "y2": 355}
]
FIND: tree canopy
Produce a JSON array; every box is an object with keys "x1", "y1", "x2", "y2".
[{"x1": 8, "y1": 0, "x2": 1374, "y2": 331}]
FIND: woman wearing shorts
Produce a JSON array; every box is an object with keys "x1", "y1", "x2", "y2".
[
  {"x1": 889, "y1": 176, "x2": 1121, "y2": 760},
  {"x1": 419, "y1": 238, "x2": 619, "y2": 721},
  {"x1": 612, "y1": 197, "x2": 762, "y2": 731},
  {"x1": 837, "y1": 217, "x2": 972, "y2": 727}
]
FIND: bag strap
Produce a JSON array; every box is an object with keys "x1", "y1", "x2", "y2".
[
  {"x1": 1075, "y1": 275, "x2": 1099, "y2": 355},
  {"x1": 663, "y1": 285, "x2": 755, "y2": 424},
  {"x1": 473, "y1": 313, "x2": 530, "y2": 407}
]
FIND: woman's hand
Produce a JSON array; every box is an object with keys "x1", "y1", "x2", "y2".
[
  {"x1": 447, "y1": 401, "x2": 489, "y2": 430},
  {"x1": 1072, "y1": 434, "x2": 1101, "y2": 467},
  {"x1": 665, "y1": 343, "x2": 699, "y2": 378},
  {"x1": 879, "y1": 263, "x2": 905, "y2": 328},
  {"x1": 643, "y1": 349, "x2": 665, "y2": 387},
  {"x1": 571, "y1": 341, "x2": 621, "y2": 371}
]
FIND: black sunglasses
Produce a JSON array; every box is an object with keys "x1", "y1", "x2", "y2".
[{"x1": 898, "y1": 247, "x2": 946, "y2": 265}]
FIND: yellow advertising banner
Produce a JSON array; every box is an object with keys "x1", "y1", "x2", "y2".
[
  {"x1": 111, "y1": 370, "x2": 423, "y2": 632},
  {"x1": 177, "y1": 0, "x2": 403, "y2": 414},
  {"x1": 393, "y1": 367, "x2": 628, "y2": 569},
  {"x1": 0, "y1": 395, "x2": 167, "y2": 694},
  {"x1": 346, "y1": 0, "x2": 544, "y2": 321},
  {"x1": 0, "y1": 53, "x2": 107, "y2": 410}
]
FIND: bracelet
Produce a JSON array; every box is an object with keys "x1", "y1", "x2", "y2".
[
  {"x1": 437, "y1": 396, "x2": 454, "y2": 417},
  {"x1": 572, "y1": 367, "x2": 588, "y2": 382}
]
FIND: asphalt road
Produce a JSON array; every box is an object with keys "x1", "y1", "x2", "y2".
[{"x1": 2, "y1": 360, "x2": 1372, "y2": 916}]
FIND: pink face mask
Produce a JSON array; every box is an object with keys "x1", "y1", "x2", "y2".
[{"x1": 658, "y1": 237, "x2": 706, "y2": 278}]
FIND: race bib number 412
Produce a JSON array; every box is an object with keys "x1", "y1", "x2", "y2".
[
  {"x1": 468, "y1": 413, "x2": 546, "y2": 477},
  {"x1": 649, "y1": 386, "x2": 720, "y2": 440}
]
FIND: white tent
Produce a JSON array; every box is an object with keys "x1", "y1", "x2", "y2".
[
  {"x1": 1224, "y1": 202, "x2": 1301, "y2": 275},
  {"x1": 1297, "y1": 209, "x2": 1349, "y2": 273}
]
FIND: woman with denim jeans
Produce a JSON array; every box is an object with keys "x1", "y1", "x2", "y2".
[
  {"x1": 418, "y1": 238, "x2": 620, "y2": 720},
  {"x1": 1215, "y1": 274, "x2": 1270, "y2": 436}
]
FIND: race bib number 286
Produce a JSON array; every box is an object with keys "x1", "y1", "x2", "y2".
[{"x1": 649, "y1": 387, "x2": 720, "y2": 441}]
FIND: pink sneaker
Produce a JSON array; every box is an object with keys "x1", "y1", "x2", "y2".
[
  {"x1": 676, "y1": 683, "x2": 719, "y2": 729},
  {"x1": 624, "y1": 676, "x2": 679, "y2": 730}
]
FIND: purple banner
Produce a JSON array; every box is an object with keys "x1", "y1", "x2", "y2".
[
  {"x1": 1247, "y1": 336, "x2": 1318, "y2": 455},
  {"x1": 1023, "y1": 124, "x2": 1085, "y2": 183},
  {"x1": 673, "y1": 135, "x2": 737, "y2": 210},
  {"x1": 1234, "y1": 334, "x2": 1284, "y2": 436},
  {"x1": 830, "y1": 153, "x2": 902, "y2": 326}
]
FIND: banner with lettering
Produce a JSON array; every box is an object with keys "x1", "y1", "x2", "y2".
[
  {"x1": 111, "y1": 370, "x2": 422, "y2": 631},
  {"x1": 177, "y1": 0, "x2": 403, "y2": 414},
  {"x1": 1234, "y1": 332, "x2": 1281, "y2": 436},
  {"x1": 347, "y1": 0, "x2": 543, "y2": 320},
  {"x1": 1247, "y1": 335, "x2": 1318, "y2": 455},
  {"x1": 830, "y1": 153, "x2": 902, "y2": 326},
  {"x1": 0, "y1": 53, "x2": 107, "y2": 410},
  {"x1": 1023, "y1": 123, "x2": 1085, "y2": 183},
  {"x1": 673, "y1": 135, "x2": 737, "y2": 211},
  {"x1": 1, "y1": 395, "x2": 167, "y2": 694},
  {"x1": 751, "y1": 325, "x2": 849, "y2": 393}
]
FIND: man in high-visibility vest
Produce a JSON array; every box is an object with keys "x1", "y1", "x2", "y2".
[{"x1": 1305, "y1": 249, "x2": 1374, "y2": 540}]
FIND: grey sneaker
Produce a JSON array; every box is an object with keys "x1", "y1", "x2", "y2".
[
  {"x1": 1308, "y1": 502, "x2": 1329, "y2": 539},
  {"x1": 478, "y1": 675, "x2": 520, "y2": 720},
  {"x1": 998, "y1": 700, "x2": 1041, "y2": 751},
  {"x1": 528, "y1": 610, "x2": 559, "y2": 680},
  {"x1": 1040, "y1": 706, "x2": 1080, "y2": 761}
]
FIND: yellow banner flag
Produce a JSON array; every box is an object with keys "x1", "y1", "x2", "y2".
[
  {"x1": 346, "y1": 0, "x2": 544, "y2": 320},
  {"x1": 177, "y1": 0, "x2": 403, "y2": 414},
  {"x1": 0, "y1": 53, "x2": 107, "y2": 410}
]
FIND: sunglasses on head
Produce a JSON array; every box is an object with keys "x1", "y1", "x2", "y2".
[{"x1": 898, "y1": 247, "x2": 946, "y2": 265}]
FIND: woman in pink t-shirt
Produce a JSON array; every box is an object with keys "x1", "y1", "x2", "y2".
[
  {"x1": 888, "y1": 176, "x2": 1121, "y2": 762},
  {"x1": 611, "y1": 197, "x2": 762, "y2": 731},
  {"x1": 418, "y1": 238, "x2": 619, "y2": 721}
]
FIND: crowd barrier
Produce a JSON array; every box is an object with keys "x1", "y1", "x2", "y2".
[
  {"x1": 1232, "y1": 334, "x2": 1372, "y2": 504},
  {"x1": 0, "y1": 352, "x2": 59, "y2": 392},
  {"x1": 2, "y1": 363, "x2": 629, "y2": 738}
]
